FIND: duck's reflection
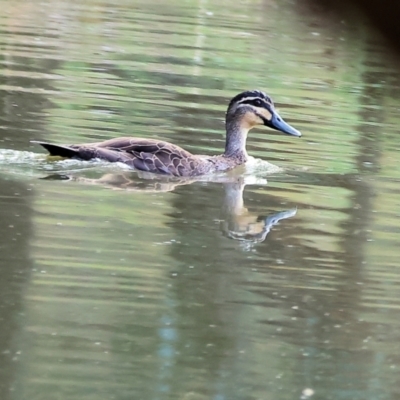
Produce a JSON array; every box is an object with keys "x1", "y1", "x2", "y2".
[
  {"x1": 42, "y1": 171, "x2": 297, "y2": 246},
  {"x1": 220, "y1": 180, "x2": 297, "y2": 246}
]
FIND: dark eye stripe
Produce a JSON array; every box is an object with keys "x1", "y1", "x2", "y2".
[
  {"x1": 238, "y1": 98, "x2": 269, "y2": 108},
  {"x1": 227, "y1": 90, "x2": 274, "y2": 110}
]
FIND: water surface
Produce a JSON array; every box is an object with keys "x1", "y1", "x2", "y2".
[{"x1": 0, "y1": 1, "x2": 400, "y2": 399}]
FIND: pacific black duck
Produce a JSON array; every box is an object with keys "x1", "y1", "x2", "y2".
[{"x1": 33, "y1": 90, "x2": 301, "y2": 177}]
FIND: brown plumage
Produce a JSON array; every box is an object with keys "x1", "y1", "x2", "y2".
[{"x1": 32, "y1": 90, "x2": 301, "y2": 177}]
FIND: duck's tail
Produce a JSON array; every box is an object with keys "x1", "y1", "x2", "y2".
[{"x1": 31, "y1": 141, "x2": 79, "y2": 158}]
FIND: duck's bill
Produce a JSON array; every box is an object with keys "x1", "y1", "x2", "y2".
[{"x1": 269, "y1": 111, "x2": 301, "y2": 137}]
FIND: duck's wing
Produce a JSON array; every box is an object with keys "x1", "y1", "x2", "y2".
[
  {"x1": 33, "y1": 138, "x2": 203, "y2": 177},
  {"x1": 111, "y1": 138, "x2": 201, "y2": 176}
]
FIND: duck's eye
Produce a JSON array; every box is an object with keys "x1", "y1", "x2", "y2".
[{"x1": 253, "y1": 99, "x2": 262, "y2": 107}]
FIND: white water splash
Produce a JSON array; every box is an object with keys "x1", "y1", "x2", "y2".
[{"x1": 244, "y1": 156, "x2": 283, "y2": 175}]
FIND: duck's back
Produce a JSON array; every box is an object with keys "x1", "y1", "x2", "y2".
[{"x1": 36, "y1": 137, "x2": 217, "y2": 177}]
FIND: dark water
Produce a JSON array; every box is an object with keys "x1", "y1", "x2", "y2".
[{"x1": 1, "y1": 0, "x2": 400, "y2": 399}]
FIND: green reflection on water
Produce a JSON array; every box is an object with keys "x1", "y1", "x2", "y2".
[{"x1": 0, "y1": 0, "x2": 400, "y2": 399}]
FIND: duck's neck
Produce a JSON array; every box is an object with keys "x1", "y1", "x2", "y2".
[
  {"x1": 224, "y1": 118, "x2": 249, "y2": 161},
  {"x1": 223, "y1": 180, "x2": 246, "y2": 215}
]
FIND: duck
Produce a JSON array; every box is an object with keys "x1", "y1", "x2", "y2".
[{"x1": 32, "y1": 90, "x2": 301, "y2": 177}]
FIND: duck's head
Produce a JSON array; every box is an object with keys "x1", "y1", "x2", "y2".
[{"x1": 226, "y1": 90, "x2": 301, "y2": 137}]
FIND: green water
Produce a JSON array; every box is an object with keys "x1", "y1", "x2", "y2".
[{"x1": 0, "y1": 0, "x2": 400, "y2": 399}]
